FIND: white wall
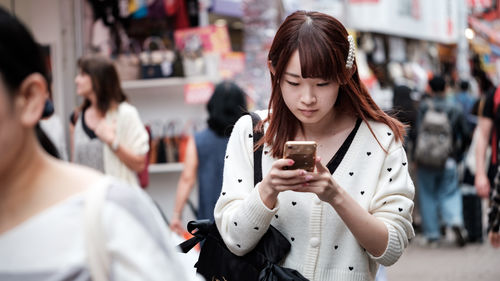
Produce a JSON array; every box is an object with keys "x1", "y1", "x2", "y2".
[
  {"x1": 0, "y1": 0, "x2": 11, "y2": 10},
  {"x1": 8, "y1": 0, "x2": 77, "y2": 159}
]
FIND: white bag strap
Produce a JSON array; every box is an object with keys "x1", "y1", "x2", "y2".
[{"x1": 84, "y1": 177, "x2": 111, "y2": 281}]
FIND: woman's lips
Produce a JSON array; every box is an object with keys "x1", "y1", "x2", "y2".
[{"x1": 299, "y1": 109, "x2": 317, "y2": 117}]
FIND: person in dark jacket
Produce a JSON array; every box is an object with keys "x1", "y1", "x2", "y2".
[{"x1": 170, "y1": 81, "x2": 247, "y2": 235}]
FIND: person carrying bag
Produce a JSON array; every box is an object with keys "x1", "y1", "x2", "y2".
[{"x1": 179, "y1": 112, "x2": 308, "y2": 281}]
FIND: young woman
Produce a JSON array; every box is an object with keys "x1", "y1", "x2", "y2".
[
  {"x1": 214, "y1": 11, "x2": 415, "y2": 281},
  {"x1": 0, "y1": 8, "x2": 198, "y2": 280},
  {"x1": 70, "y1": 55, "x2": 148, "y2": 186},
  {"x1": 170, "y1": 81, "x2": 247, "y2": 235}
]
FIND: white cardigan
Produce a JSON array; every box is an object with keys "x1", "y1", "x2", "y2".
[
  {"x1": 214, "y1": 111, "x2": 415, "y2": 281},
  {"x1": 103, "y1": 102, "x2": 149, "y2": 186}
]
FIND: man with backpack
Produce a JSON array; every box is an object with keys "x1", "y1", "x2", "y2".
[{"x1": 414, "y1": 75, "x2": 471, "y2": 247}]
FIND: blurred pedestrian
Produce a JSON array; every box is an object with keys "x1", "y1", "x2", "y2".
[
  {"x1": 0, "y1": 7, "x2": 199, "y2": 280},
  {"x1": 70, "y1": 55, "x2": 149, "y2": 186},
  {"x1": 474, "y1": 85, "x2": 500, "y2": 199},
  {"x1": 455, "y1": 80, "x2": 477, "y2": 130},
  {"x1": 214, "y1": 10, "x2": 415, "y2": 281},
  {"x1": 170, "y1": 80, "x2": 247, "y2": 235},
  {"x1": 414, "y1": 75, "x2": 470, "y2": 246}
]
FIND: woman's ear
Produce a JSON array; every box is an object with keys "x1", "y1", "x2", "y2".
[
  {"x1": 15, "y1": 73, "x2": 48, "y2": 127},
  {"x1": 267, "y1": 60, "x2": 276, "y2": 76}
]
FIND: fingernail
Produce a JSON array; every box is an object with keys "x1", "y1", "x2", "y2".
[
  {"x1": 305, "y1": 175, "x2": 313, "y2": 181},
  {"x1": 289, "y1": 160, "x2": 294, "y2": 165},
  {"x1": 300, "y1": 170, "x2": 306, "y2": 175}
]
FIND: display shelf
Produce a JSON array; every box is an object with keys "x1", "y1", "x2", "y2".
[
  {"x1": 122, "y1": 76, "x2": 220, "y2": 91},
  {"x1": 149, "y1": 162, "x2": 184, "y2": 173}
]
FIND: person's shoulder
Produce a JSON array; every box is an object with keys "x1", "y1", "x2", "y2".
[
  {"x1": 116, "y1": 102, "x2": 139, "y2": 115},
  {"x1": 253, "y1": 109, "x2": 268, "y2": 120},
  {"x1": 104, "y1": 177, "x2": 157, "y2": 215},
  {"x1": 366, "y1": 119, "x2": 393, "y2": 134},
  {"x1": 365, "y1": 119, "x2": 401, "y2": 150},
  {"x1": 57, "y1": 160, "x2": 104, "y2": 184}
]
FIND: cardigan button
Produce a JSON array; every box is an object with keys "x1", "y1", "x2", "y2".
[{"x1": 310, "y1": 237, "x2": 320, "y2": 248}]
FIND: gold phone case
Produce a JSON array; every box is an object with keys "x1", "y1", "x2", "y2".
[{"x1": 283, "y1": 141, "x2": 317, "y2": 172}]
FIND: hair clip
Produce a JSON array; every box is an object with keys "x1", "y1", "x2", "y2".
[{"x1": 346, "y1": 35, "x2": 355, "y2": 69}]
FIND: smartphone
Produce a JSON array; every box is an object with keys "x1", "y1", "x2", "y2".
[{"x1": 283, "y1": 141, "x2": 317, "y2": 172}]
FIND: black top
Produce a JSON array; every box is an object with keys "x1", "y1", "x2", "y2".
[
  {"x1": 326, "y1": 118, "x2": 362, "y2": 174},
  {"x1": 70, "y1": 108, "x2": 97, "y2": 139},
  {"x1": 477, "y1": 88, "x2": 500, "y2": 181}
]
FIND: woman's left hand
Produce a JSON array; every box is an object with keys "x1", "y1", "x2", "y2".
[
  {"x1": 95, "y1": 119, "x2": 116, "y2": 146},
  {"x1": 298, "y1": 157, "x2": 341, "y2": 203}
]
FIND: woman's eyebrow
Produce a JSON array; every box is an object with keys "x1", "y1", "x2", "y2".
[{"x1": 284, "y1": 72, "x2": 301, "y2": 78}]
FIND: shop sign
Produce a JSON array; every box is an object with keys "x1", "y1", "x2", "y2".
[
  {"x1": 174, "y1": 25, "x2": 231, "y2": 55},
  {"x1": 184, "y1": 82, "x2": 215, "y2": 104},
  {"x1": 219, "y1": 52, "x2": 245, "y2": 79},
  {"x1": 347, "y1": 0, "x2": 459, "y2": 43}
]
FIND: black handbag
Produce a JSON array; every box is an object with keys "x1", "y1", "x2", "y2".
[{"x1": 179, "y1": 112, "x2": 308, "y2": 281}]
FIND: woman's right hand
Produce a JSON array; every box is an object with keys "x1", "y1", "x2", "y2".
[
  {"x1": 169, "y1": 217, "x2": 185, "y2": 236},
  {"x1": 475, "y1": 172, "x2": 490, "y2": 199},
  {"x1": 258, "y1": 159, "x2": 308, "y2": 208}
]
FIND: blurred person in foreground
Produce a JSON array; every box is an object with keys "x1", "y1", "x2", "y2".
[
  {"x1": 170, "y1": 81, "x2": 247, "y2": 235},
  {"x1": 0, "y1": 7, "x2": 200, "y2": 280},
  {"x1": 70, "y1": 55, "x2": 149, "y2": 186}
]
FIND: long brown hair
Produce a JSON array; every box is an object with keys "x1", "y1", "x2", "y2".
[
  {"x1": 77, "y1": 55, "x2": 127, "y2": 114},
  {"x1": 260, "y1": 11, "x2": 405, "y2": 158}
]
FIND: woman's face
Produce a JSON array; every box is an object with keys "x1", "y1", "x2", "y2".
[
  {"x1": 280, "y1": 50, "x2": 340, "y2": 125},
  {"x1": 74, "y1": 70, "x2": 94, "y2": 98}
]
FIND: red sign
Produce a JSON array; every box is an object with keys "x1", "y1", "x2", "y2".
[
  {"x1": 219, "y1": 52, "x2": 245, "y2": 79},
  {"x1": 184, "y1": 82, "x2": 215, "y2": 104}
]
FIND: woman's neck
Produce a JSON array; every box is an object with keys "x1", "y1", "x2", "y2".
[
  {"x1": 0, "y1": 136, "x2": 50, "y2": 230},
  {"x1": 300, "y1": 109, "x2": 339, "y2": 139}
]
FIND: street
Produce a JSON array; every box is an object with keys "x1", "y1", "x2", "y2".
[{"x1": 387, "y1": 239, "x2": 500, "y2": 281}]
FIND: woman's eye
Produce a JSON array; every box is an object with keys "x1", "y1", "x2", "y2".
[
  {"x1": 287, "y1": 81, "x2": 299, "y2": 86},
  {"x1": 317, "y1": 82, "x2": 330, "y2": 87}
]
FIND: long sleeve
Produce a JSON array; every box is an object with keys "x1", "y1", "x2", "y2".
[
  {"x1": 368, "y1": 141, "x2": 415, "y2": 266},
  {"x1": 103, "y1": 102, "x2": 149, "y2": 186},
  {"x1": 118, "y1": 103, "x2": 149, "y2": 155},
  {"x1": 213, "y1": 114, "x2": 279, "y2": 256}
]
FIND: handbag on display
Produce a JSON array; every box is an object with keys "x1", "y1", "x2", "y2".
[
  {"x1": 140, "y1": 36, "x2": 176, "y2": 79},
  {"x1": 164, "y1": 121, "x2": 180, "y2": 163},
  {"x1": 114, "y1": 40, "x2": 141, "y2": 81},
  {"x1": 179, "y1": 113, "x2": 309, "y2": 281}
]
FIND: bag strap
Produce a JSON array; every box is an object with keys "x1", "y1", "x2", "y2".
[
  {"x1": 179, "y1": 112, "x2": 263, "y2": 253},
  {"x1": 249, "y1": 112, "x2": 264, "y2": 185},
  {"x1": 84, "y1": 177, "x2": 111, "y2": 281}
]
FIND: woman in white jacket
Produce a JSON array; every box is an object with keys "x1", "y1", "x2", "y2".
[
  {"x1": 70, "y1": 55, "x2": 148, "y2": 186},
  {"x1": 214, "y1": 11, "x2": 415, "y2": 281}
]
